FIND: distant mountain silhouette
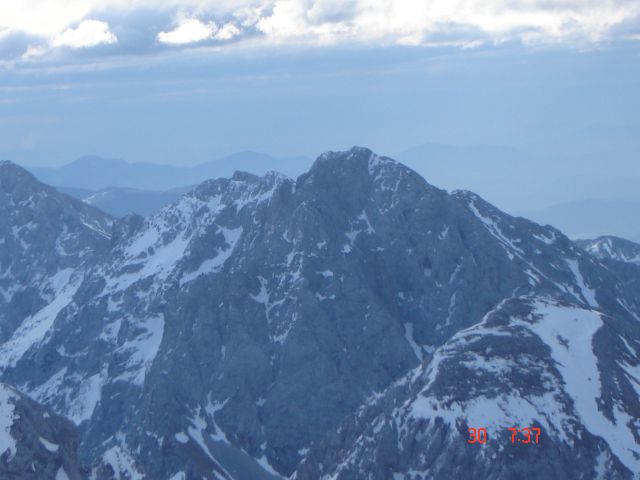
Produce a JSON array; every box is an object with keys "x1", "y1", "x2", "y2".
[
  {"x1": 396, "y1": 142, "x2": 640, "y2": 210},
  {"x1": 57, "y1": 185, "x2": 191, "y2": 217},
  {"x1": 520, "y1": 198, "x2": 640, "y2": 241},
  {"x1": 396, "y1": 142, "x2": 535, "y2": 202},
  {"x1": 28, "y1": 152, "x2": 311, "y2": 191}
]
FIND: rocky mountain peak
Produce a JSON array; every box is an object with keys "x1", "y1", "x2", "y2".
[
  {"x1": 230, "y1": 170, "x2": 260, "y2": 182},
  {"x1": 302, "y1": 146, "x2": 412, "y2": 183},
  {"x1": 0, "y1": 160, "x2": 44, "y2": 196}
]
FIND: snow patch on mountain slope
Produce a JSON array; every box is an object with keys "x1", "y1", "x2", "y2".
[
  {"x1": 0, "y1": 269, "x2": 79, "y2": 370},
  {"x1": 251, "y1": 277, "x2": 286, "y2": 328},
  {"x1": 565, "y1": 259, "x2": 598, "y2": 307},
  {"x1": 466, "y1": 196, "x2": 600, "y2": 309},
  {"x1": 103, "y1": 191, "x2": 230, "y2": 293},
  {"x1": 26, "y1": 364, "x2": 106, "y2": 425},
  {"x1": 251, "y1": 277, "x2": 269, "y2": 305},
  {"x1": 403, "y1": 297, "x2": 640, "y2": 474},
  {"x1": 533, "y1": 231, "x2": 557, "y2": 245},
  {"x1": 101, "y1": 445, "x2": 144, "y2": 480},
  {"x1": 357, "y1": 210, "x2": 375, "y2": 234},
  {"x1": 515, "y1": 301, "x2": 640, "y2": 476},
  {"x1": 187, "y1": 408, "x2": 213, "y2": 457},
  {"x1": 620, "y1": 360, "x2": 640, "y2": 398},
  {"x1": 39, "y1": 436, "x2": 59, "y2": 453},
  {"x1": 403, "y1": 323, "x2": 423, "y2": 363},
  {"x1": 256, "y1": 454, "x2": 282, "y2": 477},
  {"x1": 80, "y1": 218, "x2": 111, "y2": 240},
  {"x1": 186, "y1": 406, "x2": 235, "y2": 479},
  {"x1": 181, "y1": 227, "x2": 243, "y2": 285},
  {"x1": 411, "y1": 390, "x2": 569, "y2": 443},
  {"x1": 409, "y1": 303, "x2": 572, "y2": 443},
  {"x1": 232, "y1": 173, "x2": 287, "y2": 211},
  {"x1": 55, "y1": 467, "x2": 71, "y2": 480},
  {"x1": 99, "y1": 318, "x2": 122, "y2": 343},
  {"x1": 467, "y1": 198, "x2": 524, "y2": 260},
  {"x1": 67, "y1": 368, "x2": 107, "y2": 424},
  {"x1": 205, "y1": 396, "x2": 230, "y2": 444},
  {"x1": 343, "y1": 210, "x2": 375, "y2": 253},
  {"x1": 108, "y1": 231, "x2": 190, "y2": 292},
  {"x1": 27, "y1": 367, "x2": 68, "y2": 406},
  {"x1": 114, "y1": 314, "x2": 165, "y2": 386},
  {"x1": 583, "y1": 237, "x2": 640, "y2": 265}
]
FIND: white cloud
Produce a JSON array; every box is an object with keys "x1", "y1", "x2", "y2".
[
  {"x1": 256, "y1": 0, "x2": 356, "y2": 43},
  {"x1": 52, "y1": 19, "x2": 117, "y2": 48},
  {"x1": 257, "y1": 0, "x2": 308, "y2": 37},
  {"x1": 157, "y1": 17, "x2": 218, "y2": 44},
  {"x1": 307, "y1": 0, "x2": 359, "y2": 24},
  {"x1": 1, "y1": 0, "x2": 639, "y2": 54},
  {"x1": 215, "y1": 22, "x2": 242, "y2": 40},
  {"x1": 253, "y1": 0, "x2": 640, "y2": 46},
  {"x1": 233, "y1": 6, "x2": 264, "y2": 28},
  {"x1": 21, "y1": 45, "x2": 49, "y2": 60}
]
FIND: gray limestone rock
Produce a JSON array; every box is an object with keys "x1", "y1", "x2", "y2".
[{"x1": 1, "y1": 149, "x2": 639, "y2": 479}]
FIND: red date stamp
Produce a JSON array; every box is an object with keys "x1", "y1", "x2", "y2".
[{"x1": 467, "y1": 427, "x2": 541, "y2": 444}]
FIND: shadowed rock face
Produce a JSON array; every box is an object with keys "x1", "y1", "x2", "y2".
[
  {"x1": 0, "y1": 382, "x2": 85, "y2": 479},
  {"x1": 0, "y1": 149, "x2": 639, "y2": 479}
]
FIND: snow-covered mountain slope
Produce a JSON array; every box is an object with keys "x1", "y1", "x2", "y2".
[
  {"x1": 0, "y1": 382, "x2": 85, "y2": 479},
  {"x1": 577, "y1": 235, "x2": 640, "y2": 266},
  {"x1": 294, "y1": 296, "x2": 640, "y2": 480},
  {"x1": 0, "y1": 149, "x2": 639, "y2": 479}
]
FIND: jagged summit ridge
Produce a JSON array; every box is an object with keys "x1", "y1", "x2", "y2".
[{"x1": 303, "y1": 146, "x2": 435, "y2": 188}]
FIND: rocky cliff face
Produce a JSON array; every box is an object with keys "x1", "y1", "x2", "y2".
[
  {"x1": 0, "y1": 149, "x2": 639, "y2": 479},
  {"x1": 0, "y1": 382, "x2": 85, "y2": 479},
  {"x1": 0, "y1": 160, "x2": 112, "y2": 345}
]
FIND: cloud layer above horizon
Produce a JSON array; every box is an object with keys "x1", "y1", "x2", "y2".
[{"x1": 1, "y1": 0, "x2": 639, "y2": 66}]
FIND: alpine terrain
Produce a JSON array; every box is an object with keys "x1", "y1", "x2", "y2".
[
  {"x1": 577, "y1": 236, "x2": 640, "y2": 266},
  {"x1": 0, "y1": 148, "x2": 638, "y2": 479}
]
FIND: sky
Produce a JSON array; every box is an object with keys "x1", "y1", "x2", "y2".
[{"x1": 1, "y1": 0, "x2": 640, "y2": 167}]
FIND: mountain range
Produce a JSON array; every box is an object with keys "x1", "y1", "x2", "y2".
[
  {"x1": 19, "y1": 146, "x2": 640, "y2": 242},
  {"x1": 27, "y1": 152, "x2": 312, "y2": 191},
  {"x1": 56, "y1": 186, "x2": 192, "y2": 218},
  {"x1": 521, "y1": 199, "x2": 640, "y2": 243},
  {"x1": 0, "y1": 149, "x2": 639, "y2": 479}
]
